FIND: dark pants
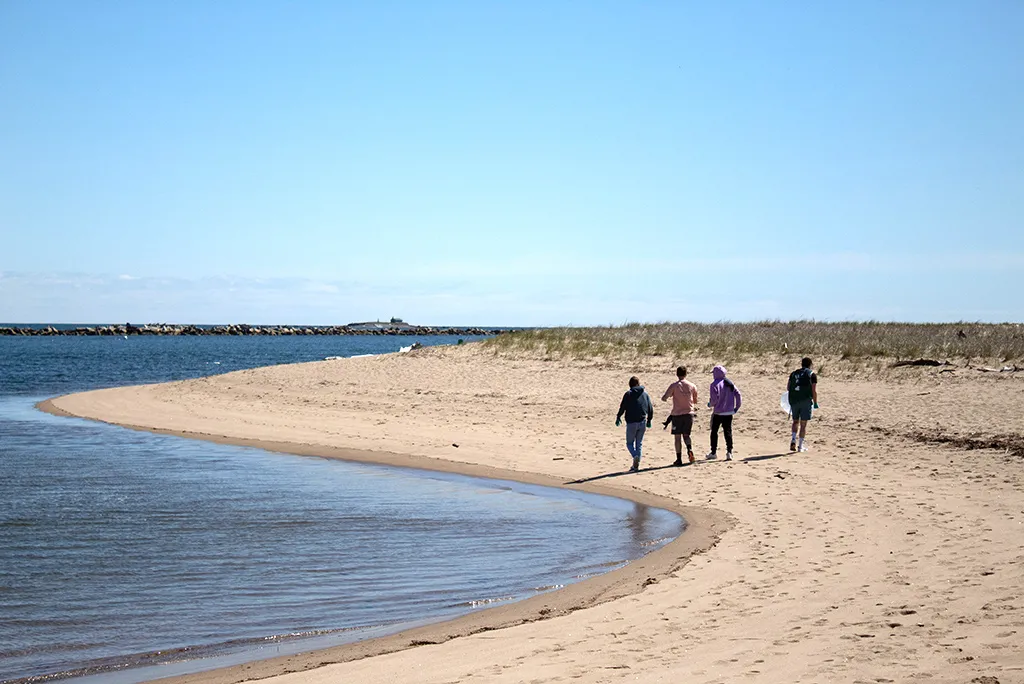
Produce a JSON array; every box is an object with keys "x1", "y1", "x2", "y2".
[{"x1": 710, "y1": 414, "x2": 733, "y2": 452}]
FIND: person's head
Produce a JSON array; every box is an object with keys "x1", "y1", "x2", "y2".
[
  {"x1": 801, "y1": 357, "x2": 813, "y2": 369},
  {"x1": 676, "y1": 366, "x2": 687, "y2": 379},
  {"x1": 712, "y1": 365, "x2": 726, "y2": 380},
  {"x1": 628, "y1": 376, "x2": 640, "y2": 388}
]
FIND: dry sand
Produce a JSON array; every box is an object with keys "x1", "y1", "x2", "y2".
[{"x1": 43, "y1": 344, "x2": 1024, "y2": 683}]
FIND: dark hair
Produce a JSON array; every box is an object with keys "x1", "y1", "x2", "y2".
[
  {"x1": 628, "y1": 376, "x2": 640, "y2": 388},
  {"x1": 676, "y1": 366, "x2": 687, "y2": 378},
  {"x1": 801, "y1": 357, "x2": 813, "y2": 368}
]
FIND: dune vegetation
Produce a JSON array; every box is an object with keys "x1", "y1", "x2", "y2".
[{"x1": 483, "y1": 321, "x2": 1024, "y2": 364}]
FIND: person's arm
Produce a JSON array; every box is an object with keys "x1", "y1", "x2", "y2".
[
  {"x1": 661, "y1": 385, "x2": 672, "y2": 402},
  {"x1": 690, "y1": 384, "x2": 698, "y2": 408},
  {"x1": 811, "y1": 376, "x2": 818, "y2": 405},
  {"x1": 646, "y1": 393, "x2": 654, "y2": 425},
  {"x1": 616, "y1": 393, "x2": 627, "y2": 422},
  {"x1": 734, "y1": 386, "x2": 742, "y2": 412}
]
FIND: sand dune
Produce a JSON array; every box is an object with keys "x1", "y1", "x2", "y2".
[{"x1": 45, "y1": 345, "x2": 1024, "y2": 683}]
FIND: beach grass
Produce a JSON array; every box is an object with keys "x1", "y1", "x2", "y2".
[{"x1": 482, "y1": 321, "x2": 1024, "y2": 363}]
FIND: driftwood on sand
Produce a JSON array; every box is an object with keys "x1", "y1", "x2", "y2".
[{"x1": 891, "y1": 359, "x2": 948, "y2": 368}]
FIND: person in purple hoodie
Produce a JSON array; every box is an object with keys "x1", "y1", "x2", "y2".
[{"x1": 706, "y1": 365, "x2": 741, "y2": 461}]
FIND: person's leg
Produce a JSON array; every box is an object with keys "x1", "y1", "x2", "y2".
[
  {"x1": 709, "y1": 414, "x2": 720, "y2": 456},
  {"x1": 671, "y1": 415, "x2": 683, "y2": 462},
  {"x1": 683, "y1": 414, "x2": 694, "y2": 462},
  {"x1": 626, "y1": 422, "x2": 643, "y2": 470},
  {"x1": 790, "y1": 418, "x2": 800, "y2": 451},
  {"x1": 625, "y1": 422, "x2": 638, "y2": 459},
  {"x1": 791, "y1": 401, "x2": 811, "y2": 451},
  {"x1": 723, "y1": 415, "x2": 734, "y2": 455},
  {"x1": 635, "y1": 422, "x2": 647, "y2": 462}
]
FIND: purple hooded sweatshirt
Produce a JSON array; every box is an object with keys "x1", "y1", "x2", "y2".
[{"x1": 708, "y1": 365, "x2": 742, "y2": 415}]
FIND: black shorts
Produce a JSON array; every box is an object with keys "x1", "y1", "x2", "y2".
[
  {"x1": 790, "y1": 398, "x2": 813, "y2": 421},
  {"x1": 670, "y1": 414, "x2": 694, "y2": 435}
]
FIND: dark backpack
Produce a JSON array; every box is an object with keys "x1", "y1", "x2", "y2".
[{"x1": 788, "y1": 368, "x2": 814, "y2": 402}]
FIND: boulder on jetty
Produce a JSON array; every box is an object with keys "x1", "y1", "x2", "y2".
[{"x1": 0, "y1": 324, "x2": 509, "y2": 337}]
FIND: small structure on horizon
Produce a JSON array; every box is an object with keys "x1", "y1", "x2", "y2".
[{"x1": 346, "y1": 318, "x2": 416, "y2": 331}]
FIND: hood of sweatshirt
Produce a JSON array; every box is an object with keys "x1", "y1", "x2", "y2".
[
  {"x1": 629, "y1": 385, "x2": 646, "y2": 397},
  {"x1": 712, "y1": 365, "x2": 726, "y2": 381}
]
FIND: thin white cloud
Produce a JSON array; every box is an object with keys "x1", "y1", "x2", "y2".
[
  {"x1": 339, "y1": 251, "x2": 1024, "y2": 282},
  {"x1": 303, "y1": 283, "x2": 340, "y2": 294},
  {"x1": 1, "y1": 259, "x2": 1021, "y2": 326}
]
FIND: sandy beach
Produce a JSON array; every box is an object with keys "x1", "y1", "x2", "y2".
[{"x1": 43, "y1": 344, "x2": 1024, "y2": 683}]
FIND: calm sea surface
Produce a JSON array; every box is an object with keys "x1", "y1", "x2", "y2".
[{"x1": 0, "y1": 335, "x2": 683, "y2": 683}]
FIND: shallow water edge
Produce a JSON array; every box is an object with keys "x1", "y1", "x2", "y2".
[{"x1": 37, "y1": 397, "x2": 731, "y2": 684}]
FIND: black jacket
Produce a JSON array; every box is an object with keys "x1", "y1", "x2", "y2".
[{"x1": 617, "y1": 386, "x2": 654, "y2": 424}]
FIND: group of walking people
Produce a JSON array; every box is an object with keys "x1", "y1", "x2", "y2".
[{"x1": 615, "y1": 358, "x2": 818, "y2": 472}]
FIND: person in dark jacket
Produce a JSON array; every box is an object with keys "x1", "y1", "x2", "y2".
[{"x1": 616, "y1": 376, "x2": 654, "y2": 472}]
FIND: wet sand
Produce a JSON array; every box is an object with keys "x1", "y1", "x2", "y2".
[{"x1": 42, "y1": 344, "x2": 1024, "y2": 683}]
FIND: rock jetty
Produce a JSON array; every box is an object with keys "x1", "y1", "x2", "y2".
[{"x1": 0, "y1": 324, "x2": 508, "y2": 337}]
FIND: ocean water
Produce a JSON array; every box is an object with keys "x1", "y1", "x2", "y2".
[{"x1": 0, "y1": 335, "x2": 683, "y2": 683}]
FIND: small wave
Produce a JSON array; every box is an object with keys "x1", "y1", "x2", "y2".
[
  {"x1": 454, "y1": 595, "x2": 517, "y2": 608},
  {"x1": 640, "y1": 536, "x2": 673, "y2": 547},
  {"x1": 532, "y1": 584, "x2": 565, "y2": 592},
  {"x1": 3, "y1": 627, "x2": 373, "y2": 684},
  {"x1": 0, "y1": 518, "x2": 37, "y2": 528}
]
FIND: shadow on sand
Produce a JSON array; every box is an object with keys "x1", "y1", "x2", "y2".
[
  {"x1": 565, "y1": 462, "x2": 687, "y2": 485},
  {"x1": 573, "y1": 450, "x2": 811, "y2": 483},
  {"x1": 567, "y1": 451, "x2": 808, "y2": 483},
  {"x1": 742, "y1": 452, "x2": 799, "y2": 463}
]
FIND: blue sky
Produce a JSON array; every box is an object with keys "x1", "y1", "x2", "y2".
[{"x1": 2, "y1": 1, "x2": 1021, "y2": 325}]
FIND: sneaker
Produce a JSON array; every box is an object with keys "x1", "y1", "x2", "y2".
[
  {"x1": 630, "y1": 457, "x2": 640, "y2": 472},
  {"x1": 789, "y1": 441, "x2": 797, "y2": 452},
  {"x1": 705, "y1": 451, "x2": 717, "y2": 460},
  {"x1": 798, "y1": 445, "x2": 809, "y2": 453},
  {"x1": 673, "y1": 456, "x2": 683, "y2": 467},
  {"x1": 687, "y1": 450, "x2": 696, "y2": 464},
  {"x1": 725, "y1": 451, "x2": 733, "y2": 461}
]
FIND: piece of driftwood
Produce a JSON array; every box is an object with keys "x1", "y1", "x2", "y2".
[
  {"x1": 891, "y1": 359, "x2": 946, "y2": 368},
  {"x1": 971, "y1": 365, "x2": 1022, "y2": 373}
]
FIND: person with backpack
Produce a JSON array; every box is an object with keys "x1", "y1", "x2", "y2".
[
  {"x1": 706, "y1": 365, "x2": 741, "y2": 461},
  {"x1": 616, "y1": 376, "x2": 654, "y2": 472},
  {"x1": 787, "y1": 357, "x2": 819, "y2": 452}
]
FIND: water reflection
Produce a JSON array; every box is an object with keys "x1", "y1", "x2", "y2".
[{"x1": 627, "y1": 502, "x2": 653, "y2": 550}]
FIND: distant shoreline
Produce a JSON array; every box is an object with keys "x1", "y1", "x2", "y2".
[{"x1": 1, "y1": 324, "x2": 516, "y2": 337}]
